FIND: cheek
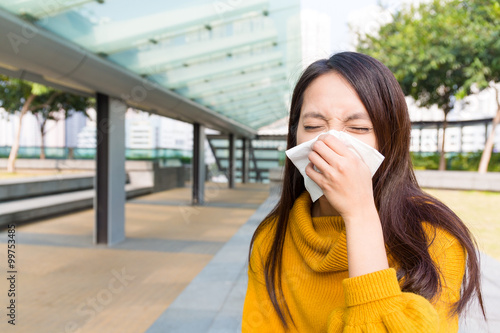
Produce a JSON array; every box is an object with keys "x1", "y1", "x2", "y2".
[
  {"x1": 365, "y1": 135, "x2": 379, "y2": 151},
  {"x1": 296, "y1": 130, "x2": 316, "y2": 146},
  {"x1": 354, "y1": 134, "x2": 378, "y2": 151}
]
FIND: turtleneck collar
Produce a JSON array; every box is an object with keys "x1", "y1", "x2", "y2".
[{"x1": 288, "y1": 191, "x2": 348, "y2": 273}]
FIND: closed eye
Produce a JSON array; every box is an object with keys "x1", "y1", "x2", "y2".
[
  {"x1": 304, "y1": 126, "x2": 323, "y2": 130},
  {"x1": 346, "y1": 127, "x2": 372, "y2": 134}
]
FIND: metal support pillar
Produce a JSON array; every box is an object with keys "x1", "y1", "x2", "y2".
[
  {"x1": 418, "y1": 127, "x2": 422, "y2": 152},
  {"x1": 459, "y1": 125, "x2": 463, "y2": 153},
  {"x1": 436, "y1": 125, "x2": 440, "y2": 152},
  {"x1": 241, "y1": 138, "x2": 249, "y2": 183},
  {"x1": 192, "y1": 123, "x2": 205, "y2": 205},
  {"x1": 94, "y1": 93, "x2": 126, "y2": 246},
  {"x1": 228, "y1": 133, "x2": 236, "y2": 188}
]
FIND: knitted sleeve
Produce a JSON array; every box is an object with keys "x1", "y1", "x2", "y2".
[{"x1": 327, "y1": 230, "x2": 466, "y2": 332}]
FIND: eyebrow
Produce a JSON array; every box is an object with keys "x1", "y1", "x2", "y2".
[
  {"x1": 343, "y1": 112, "x2": 371, "y2": 122},
  {"x1": 302, "y1": 111, "x2": 370, "y2": 122},
  {"x1": 302, "y1": 112, "x2": 327, "y2": 120}
]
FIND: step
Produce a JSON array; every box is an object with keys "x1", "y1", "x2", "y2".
[
  {"x1": 0, "y1": 173, "x2": 95, "y2": 202},
  {"x1": 0, "y1": 184, "x2": 152, "y2": 227}
]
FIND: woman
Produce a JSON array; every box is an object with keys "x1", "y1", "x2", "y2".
[{"x1": 242, "y1": 52, "x2": 485, "y2": 332}]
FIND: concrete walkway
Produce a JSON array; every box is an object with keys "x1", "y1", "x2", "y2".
[
  {"x1": 458, "y1": 253, "x2": 500, "y2": 332},
  {"x1": 0, "y1": 182, "x2": 270, "y2": 332},
  {"x1": 145, "y1": 187, "x2": 279, "y2": 333}
]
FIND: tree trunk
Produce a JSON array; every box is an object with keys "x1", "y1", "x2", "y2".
[
  {"x1": 438, "y1": 112, "x2": 449, "y2": 171},
  {"x1": 40, "y1": 126, "x2": 46, "y2": 159},
  {"x1": 7, "y1": 94, "x2": 36, "y2": 173},
  {"x1": 478, "y1": 85, "x2": 500, "y2": 173},
  {"x1": 39, "y1": 118, "x2": 47, "y2": 160}
]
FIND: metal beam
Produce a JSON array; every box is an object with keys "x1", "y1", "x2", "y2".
[
  {"x1": 219, "y1": 99, "x2": 281, "y2": 115},
  {"x1": 0, "y1": 9, "x2": 257, "y2": 138},
  {"x1": 73, "y1": 0, "x2": 270, "y2": 54},
  {"x1": 228, "y1": 111, "x2": 286, "y2": 126},
  {"x1": 185, "y1": 67, "x2": 286, "y2": 98},
  {"x1": 192, "y1": 78, "x2": 287, "y2": 102},
  {"x1": 247, "y1": 113, "x2": 284, "y2": 128},
  {"x1": 112, "y1": 28, "x2": 278, "y2": 74},
  {"x1": 227, "y1": 110, "x2": 287, "y2": 127},
  {"x1": 202, "y1": 81, "x2": 289, "y2": 106},
  {"x1": 216, "y1": 91, "x2": 286, "y2": 111},
  {"x1": 207, "y1": 136, "x2": 222, "y2": 172},
  {"x1": 3, "y1": 0, "x2": 96, "y2": 18},
  {"x1": 150, "y1": 51, "x2": 283, "y2": 87},
  {"x1": 222, "y1": 102, "x2": 285, "y2": 117},
  {"x1": 249, "y1": 142, "x2": 260, "y2": 182}
]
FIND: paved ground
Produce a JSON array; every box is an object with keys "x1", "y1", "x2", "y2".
[
  {"x1": 0, "y1": 182, "x2": 270, "y2": 333},
  {"x1": 145, "y1": 187, "x2": 280, "y2": 333},
  {"x1": 458, "y1": 252, "x2": 500, "y2": 332},
  {"x1": 0, "y1": 181, "x2": 498, "y2": 332}
]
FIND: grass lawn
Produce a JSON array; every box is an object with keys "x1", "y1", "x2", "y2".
[{"x1": 424, "y1": 188, "x2": 500, "y2": 261}]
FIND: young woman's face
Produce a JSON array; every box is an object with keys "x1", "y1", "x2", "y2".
[{"x1": 296, "y1": 72, "x2": 378, "y2": 150}]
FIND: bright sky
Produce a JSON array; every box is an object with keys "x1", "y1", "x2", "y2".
[{"x1": 301, "y1": 0, "x2": 426, "y2": 52}]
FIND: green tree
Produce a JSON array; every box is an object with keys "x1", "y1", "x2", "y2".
[
  {"x1": 33, "y1": 93, "x2": 91, "y2": 159},
  {"x1": 467, "y1": 0, "x2": 500, "y2": 173},
  {"x1": 0, "y1": 75, "x2": 92, "y2": 171},
  {"x1": 356, "y1": 0, "x2": 500, "y2": 171}
]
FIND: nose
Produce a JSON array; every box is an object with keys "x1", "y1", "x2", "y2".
[{"x1": 327, "y1": 123, "x2": 347, "y2": 133}]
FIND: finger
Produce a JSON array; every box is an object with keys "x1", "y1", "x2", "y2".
[
  {"x1": 305, "y1": 162, "x2": 323, "y2": 185},
  {"x1": 308, "y1": 149, "x2": 331, "y2": 173},
  {"x1": 311, "y1": 139, "x2": 342, "y2": 166},
  {"x1": 317, "y1": 134, "x2": 351, "y2": 157}
]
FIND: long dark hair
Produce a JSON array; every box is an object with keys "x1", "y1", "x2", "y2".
[{"x1": 248, "y1": 51, "x2": 485, "y2": 328}]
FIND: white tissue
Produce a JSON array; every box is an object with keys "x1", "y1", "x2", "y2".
[{"x1": 285, "y1": 129, "x2": 385, "y2": 202}]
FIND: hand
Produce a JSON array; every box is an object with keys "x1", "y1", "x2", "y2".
[{"x1": 304, "y1": 134, "x2": 376, "y2": 221}]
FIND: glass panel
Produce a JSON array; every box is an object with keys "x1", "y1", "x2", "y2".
[
  {"x1": 251, "y1": 140, "x2": 286, "y2": 149},
  {"x1": 255, "y1": 160, "x2": 280, "y2": 169},
  {"x1": 253, "y1": 150, "x2": 280, "y2": 159},
  {"x1": 0, "y1": 0, "x2": 300, "y2": 130},
  {"x1": 210, "y1": 139, "x2": 228, "y2": 148}
]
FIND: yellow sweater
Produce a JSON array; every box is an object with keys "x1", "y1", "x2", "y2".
[{"x1": 242, "y1": 191, "x2": 466, "y2": 332}]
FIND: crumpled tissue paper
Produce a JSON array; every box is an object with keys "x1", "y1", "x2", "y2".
[{"x1": 285, "y1": 129, "x2": 385, "y2": 202}]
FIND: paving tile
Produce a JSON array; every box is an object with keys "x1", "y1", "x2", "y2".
[
  {"x1": 145, "y1": 193, "x2": 278, "y2": 333},
  {"x1": 146, "y1": 308, "x2": 218, "y2": 333},
  {"x1": 0, "y1": 182, "x2": 270, "y2": 333}
]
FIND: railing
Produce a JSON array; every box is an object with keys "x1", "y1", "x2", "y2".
[{"x1": 0, "y1": 146, "x2": 192, "y2": 161}]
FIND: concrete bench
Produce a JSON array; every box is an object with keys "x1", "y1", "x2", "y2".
[
  {"x1": 0, "y1": 184, "x2": 152, "y2": 227},
  {"x1": 0, "y1": 159, "x2": 188, "y2": 227},
  {"x1": 414, "y1": 170, "x2": 500, "y2": 192},
  {"x1": 0, "y1": 173, "x2": 95, "y2": 202}
]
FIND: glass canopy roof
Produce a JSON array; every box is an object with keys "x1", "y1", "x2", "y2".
[{"x1": 0, "y1": 0, "x2": 302, "y2": 131}]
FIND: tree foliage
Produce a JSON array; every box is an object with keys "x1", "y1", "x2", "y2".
[
  {"x1": 1, "y1": 75, "x2": 94, "y2": 169},
  {"x1": 356, "y1": 0, "x2": 500, "y2": 171}
]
